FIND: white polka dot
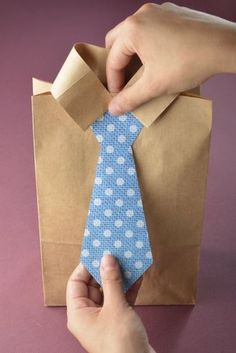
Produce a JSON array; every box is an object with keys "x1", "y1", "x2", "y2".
[
  {"x1": 115, "y1": 199, "x2": 123, "y2": 207},
  {"x1": 118, "y1": 135, "x2": 126, "y2": 143},
  {"x1": 114, "y1": 240, "x2": 122, "y2": 248},
  {"x1": 116, "y1": 178, "x2": 124, "y2": 186},
  {"x1": 137, "y1": 199, "x2": 142, "y2": 207},
  {"x1": 127, "y1": 188, "x2": 135, "y2": 196},
  {"x1": 134, "y1": 261, "x2": 143, "y2": 269},
  {"x1": 104, "y1": 209, "x2": 112, "y2": 217},
  {"x1": 125, "y1": 230, "x2": 133, "y2": 238},
  {"x1": 81, "y1": 249, "x2": 89, "y2": 257},
  {"x1": 126, "y1": 209, "x2": 134, "y2": 217},
  {"x1": 124, "y1": 250, "x2": 132, "y2": 258},
  {"x1": 93, "y1": 239, "x2": 101, "y2": 247},
  {"x1": 115, "y1": 219, "x2": 123, "y2": 228},
  {"x1": 105, "y1": 188, "x2": 113, "y2": 196},
  {"x1": 136, "y1": 220, "x2": 144, "y2": 228},
  {"x1": 146, "y1": 251, "x2": 152, "y2": 259},
  {"x1": 107, "y1": 124, "x2": 115, "y2": 132},
  {"x1": 104, "y1": 229, "x2": 111, "y2": 237},
  {"x1": 128, "y1": 146, "x2": 132, "y2": 154},
  {"x1": 88, "y1": 210, "x2": 90, "y2": 215},
  {"x1": 98, "y1": 156, "x2": 103, "y2": 164},
  {"x1": 135, "y1": 241, "x2": 143, "y2": 249},
  {"x1": 127, "y1": 167, "x2": 135, "y2": 175},
  {"x1": 93, "y1": 219, "x2": 101, "y2": 227},
  {"x1": 105, "y1": 167, "x2": 114, "y2": 175},
  {"x1": 94, "y1": 198, "x2": 102, "y2": 206},
  {"x1": 103, "y1": 250, "x2": 111, "y2": 256},
  {"x1": 130, "y1": 124, "x2": 138, "y2": 133},
  {"x1": 95, "y1": 177, "x2": 102, "y2": 185},
  {"x1": 106, "y1": 145, "x2": 114, "y2": 153},
  {"x1": 124, "y1": 271, "x2": 132, "y2": 279},
  {"x1": 96, "y1": 134, "x2": 103, "y2": 143},
  {"x1": 118, "y1": 115, "x2": 127, "y2": 122},
  {"x1": 92, "y1": 260, "x2": 100, "y2": 268},
  {"x1": 117, "y1": 156, "x2": 125, "y2": 164},
  {"x1": 84, "y1": 229, "x2": 90, "y2": 237}
]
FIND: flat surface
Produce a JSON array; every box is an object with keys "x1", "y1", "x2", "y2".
[{"x1": 0, "y1": 1, "x2": 236, "y2": 352}]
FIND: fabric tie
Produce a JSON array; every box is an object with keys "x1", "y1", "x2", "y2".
[{"x1": 80, "y1": 111, "x2": 153, "y2": 291}]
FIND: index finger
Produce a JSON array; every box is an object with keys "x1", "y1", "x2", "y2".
[
  {"x1": 106, "y1": 38, "x2": 135, "y2": 94},
  {"x1": 66, "y1": 263, "x2": 91, "y2": 311}
]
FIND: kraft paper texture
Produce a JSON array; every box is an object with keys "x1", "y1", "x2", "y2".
[{"x1": 31, "y1": 42, "x2": 212, "y2": 306}]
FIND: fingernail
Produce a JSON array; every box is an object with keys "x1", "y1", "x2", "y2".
[
  {"x1": 108, "y1": 101, "x2": 122, "y2": 116},
  {"x1": 101, "y1": 254, "x2": 117, "y2": 270}
]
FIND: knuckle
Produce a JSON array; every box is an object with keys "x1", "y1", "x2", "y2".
[
  {"x1": 116, "y1": 94, "x2": 130, "y2": 111},
  {"x1": 123, "y1": 15, "x2": 146, "y2": 44},
  {"x1": 102, "y1": 268, "x2": 122, "y2": 285},
  {"x1": 161, "y1": 2, "x2": 175, "y2": 8},
  {"x1": 139, "y1": 2, "x2": 156, "y2": 12},
  {"x1": 124, "y1": 15, "x2": 139, "y2": 33},
  {"x1": 105, "y1": 31, "x2": 112, "y2": 47},
  {"x1": 103, "y1": 276, "x2": 123, "y2": 288}
]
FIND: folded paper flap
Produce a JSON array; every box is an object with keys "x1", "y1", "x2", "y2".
[
  {"x1": 51, "y1": 44, "x2": 111, "y2": 130},
  {"x1": 32, "y1": 77, "x2": 52, "y2": 95},
  {"x1": 73, "y1": 43, "x2": 108, "y2": 86},
  {"x1": 75, "y1": 43, "x2": 143, "y2": 87},
  {"x1": 49, "y1": 42, "x2": 180, "y2": 129},
  {"x1": 44, "y1": 42, "x2": 211, "y2": 129}
]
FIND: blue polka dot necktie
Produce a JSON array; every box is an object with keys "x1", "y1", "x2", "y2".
[{"x1": 80, "y1": 111, "x2": 153, "y2": 291}]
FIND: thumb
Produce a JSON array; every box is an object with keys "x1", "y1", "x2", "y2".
[
  {"x1": 100, "y1": 254, "x2": 127, "y2": 308},
  {"x1": 108, "y1": 70, "x2": 162, "y2": 116}
]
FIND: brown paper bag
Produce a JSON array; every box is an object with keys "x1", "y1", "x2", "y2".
[{"x1": 31, "y1": 43, "x2": 212, "y2": 306}]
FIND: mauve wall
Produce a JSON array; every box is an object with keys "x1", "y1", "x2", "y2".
[{"x1": 0, "y1": 1, "x2": 235, "y2": 352}]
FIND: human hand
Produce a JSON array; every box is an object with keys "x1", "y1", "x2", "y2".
[
  {"x1": 66, "y1": 254, "x2": 156, "y2": 353},
  {"x1": 106, "y1": 2, "x2": 236, "y2": 115}
]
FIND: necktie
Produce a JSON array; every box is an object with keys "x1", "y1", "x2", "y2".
[{"x1": 80, "y1": 111, "x2": 153, "y2": 291}]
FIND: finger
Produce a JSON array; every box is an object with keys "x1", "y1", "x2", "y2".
[
  {"x1": 108, "y1": 69, "x2": 163, "y2": 115},
  {"x1": 126, "y1": 276, "x2": 143, "y2": 305},
  {"x1": 66, "y1": 263, "x2": 94, "y2": 311},
  {"x1": 89, "y1": 277, "x2": 101, "y2": 289},
  {"x1": 106, "y1": 38, "x2": 135, "y2": 94},
  {"x1": 100, "y1": 254, "x2": 127, "y2": 308},
  {"x1": 105, "y1": 20, "x2": 125, "y2": 49},
  {"x1": 88, "y1": 277, "x2": 102, "y2": 305}
]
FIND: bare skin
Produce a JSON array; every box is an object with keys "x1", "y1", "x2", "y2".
[
  {"x1": 66, "y1": 255, "x2": 156, "y2": 353},
  {"x1": 105, "y1": 2, "x2": 236, "y2": 115},
  {"x1": 67, "y1": 3, "x2": 236, "y2": 352}
]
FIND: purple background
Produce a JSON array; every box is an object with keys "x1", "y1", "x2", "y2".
[{"x1": 1, "y1": 1, "x2": 236, "y2": 352}]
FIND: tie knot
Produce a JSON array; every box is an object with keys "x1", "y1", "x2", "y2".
[{"x1": 91, "y1": 112, "x2": 143, "y2": 146}]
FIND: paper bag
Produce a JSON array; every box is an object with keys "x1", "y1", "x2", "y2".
[{"x1": 31, "y1": 42, "x2": 212, "y2": 306}]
